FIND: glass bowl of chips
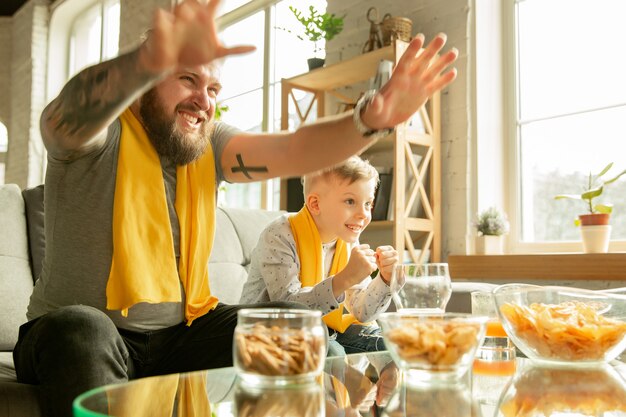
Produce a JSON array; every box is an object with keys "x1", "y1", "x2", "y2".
[
  {"x1": 377, "y1": 312, "x2": 487, "y2": 384},
  {"x1": 233, "y1": 309, "x2": 327, "y2": 386},
  {"x1": 493, "y1": 284, "x2": 626, "y2": 366}
]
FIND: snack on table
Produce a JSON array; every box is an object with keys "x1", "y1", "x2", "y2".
[
  {"x1": 500, "y1": 300, "x2": 626, "y2": 361},
  {"x1": 385, "y1": 319, "x2": 480, "y2": 368},
  {"x1": 499, "y1": 366, "x2": 626, "y2": 417},
  {"x1": 235, "y1": 323, "x2": 325, "y2": 376}
]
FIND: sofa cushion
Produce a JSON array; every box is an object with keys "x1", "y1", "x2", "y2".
[
  {"x1": 0, "y1": 185, "x2": 33, "y2": 350},
  {"x1": 210, "y1": 208, "x2": 245, "y2": 266},
  {"x1": 0, "y1": 351, "x2": 41, "y2": 417},
  {"x1": 21, "y1": 185, "x2": 45, "y2": 282},
  {"x1": 208, "y1": 263, "x2": 249, "y2": 305},
  {"x1": 221, "y1": 207, "x2": 285, "y2": 263},
  {"x1": 208, "y1": 207, "x2": 283, "y2": 304},
  {"x1": 0, "y1": 352, "x2": 16, "y2": 382}
]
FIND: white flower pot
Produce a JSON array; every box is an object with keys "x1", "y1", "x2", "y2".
[
  {"x1": 475, "y1": 235, "x2": 504, "y2": 255},
  {"x1": 580, "y1": 225, "x2": 611, "y2": 253}
]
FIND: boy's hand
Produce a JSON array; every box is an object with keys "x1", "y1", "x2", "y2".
[
  {"x1": 332, "y1": 244, "x2": 377, "y2": 297},
  {"x1": 375, "y1": 246, "x2": 399, "y2": 285},
  {"x1": 344, "y1": 244, "x2": 378, "y2": 286},
  {"x1": 376, "y1": 361, "x2": 400, "y2": 406}
]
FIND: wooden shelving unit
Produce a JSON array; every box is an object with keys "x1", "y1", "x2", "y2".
[{"x1": 280, "y1": 40, "x2": 442, "y2": 264}]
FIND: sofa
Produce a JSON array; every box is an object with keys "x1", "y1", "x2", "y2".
[
  {"x1": 0, "y1": 183, "x2": 287, "y2": 417},
  {"x1": 0, "y1": 183, "x2": 484, "y2": 417}
]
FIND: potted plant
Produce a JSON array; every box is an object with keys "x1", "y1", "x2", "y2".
[
  {"x1": 555, "y1": 162, "x2": 626, "y2": 253},
  {"x1": 215, "y1": 102, "x2": 229, "y2": 121},
  {"x1": 281, "y1": 5, "x2": 345, "y2": 70},
  {"x1": 473, "y1": 207, "x2": 509, "y2": 255}
]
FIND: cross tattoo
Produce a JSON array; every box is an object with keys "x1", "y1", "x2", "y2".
[{"x1": 231, "y1": 154, "x2": 268, "y2": 179}]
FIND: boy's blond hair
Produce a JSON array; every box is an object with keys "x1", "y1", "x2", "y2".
[{"x1": 302, "y1": 156, "x2": 379, "y2": 196}]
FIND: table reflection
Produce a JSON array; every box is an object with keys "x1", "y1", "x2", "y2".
[
  {"x1": 496, "y1": 362, "x2": 626, "y2": 417},
  {"x1": 74, "y1": 353, "x2": 626, "y2": 417},
  {"x1": 323, "y1": 353, "x2": 400, "y2": 416},
  {"x1": 381, "y1": 376, "x2": 480, "y2": 417},
  {"x1": 234, "y1": 382, "x2": 324, "y2": 417}
]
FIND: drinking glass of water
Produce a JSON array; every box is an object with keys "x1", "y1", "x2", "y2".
[{"x1": 390, "y1": 263, "x2": 452, "y2": 312}]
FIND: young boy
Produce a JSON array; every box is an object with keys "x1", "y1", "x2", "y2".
[{"x1": 240, "y1": 156, "x2": 399, "y2": 355}]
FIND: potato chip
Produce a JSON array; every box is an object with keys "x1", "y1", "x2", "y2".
[
  {"x1": 500, "y1": 301, "x2": 626, "y2": 361},
  {"x1": 386, "y1": 319, "x2": 480, "y2": 369}
]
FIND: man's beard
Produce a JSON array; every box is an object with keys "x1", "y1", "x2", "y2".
[{"x1": 139, "y1": 88, "x2": 212, "y2": 165}]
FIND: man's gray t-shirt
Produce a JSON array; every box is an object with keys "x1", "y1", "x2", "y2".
[{"x1": 27, "y1": 119, "x2": 240, "y2": 331}]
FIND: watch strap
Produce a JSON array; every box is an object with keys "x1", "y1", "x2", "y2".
[{"x1": 352, "y1": 90, "x2": 396, "y2": 140}]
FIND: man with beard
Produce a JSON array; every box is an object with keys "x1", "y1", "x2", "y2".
[{"x1": 12, "y1": 1, "x2": 458, "y2": 416}]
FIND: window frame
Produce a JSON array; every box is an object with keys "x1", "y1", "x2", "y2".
[
  {"x1": 47, "y1": 0, "x2": 120, "y2": 101},
  {"x1": 217, "y1": 0, "x2": 323, "y2": 210},
  {"x1": 503, "y1": 0, "x2": 626, "y2": 253},
  {"x1": 217, "y1": 1, "x2": 279, "y2": 210}
]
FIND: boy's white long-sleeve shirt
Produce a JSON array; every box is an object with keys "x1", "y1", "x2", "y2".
[{"x1": 240, "y1": 214, "x2": 392, "y2": 322}]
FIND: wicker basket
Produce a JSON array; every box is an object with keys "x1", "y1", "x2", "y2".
[{"x1": 381, "y1": 15, "x2": 413, "y2": 45}]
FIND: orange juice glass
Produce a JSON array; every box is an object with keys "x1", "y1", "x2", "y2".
[
  {"x1": 485, "y1": 319, "x2": 508, "y2": 338},
  {"x1": 471, "y1": 291, "x2": 516, "y2": 373}
]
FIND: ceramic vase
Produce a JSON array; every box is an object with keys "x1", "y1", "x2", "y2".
[
  {"x1": 580, "y1": 225, "x2": 611, "y2": 253},
  {"x1": 475, "y1": 235, "x2": 504, "y2": 255}
]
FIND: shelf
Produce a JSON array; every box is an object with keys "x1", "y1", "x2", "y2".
[
  {"x1": 284, "y1": 46, "x2": 396, "y2": 91},
  {"x1": 448, "y1": 253, "x2": 626, "y2": 281},
  {"x1": 280, "y1": 39, "x2": 441, "y2": 263},
  {"x1": 364, "y1": 130, "x2": 435, "y2": 154}
]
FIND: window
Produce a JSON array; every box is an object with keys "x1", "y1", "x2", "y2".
[
  {"x1": 509, "y1": 0, "x2": 626, "y2": 251},
  {"x1": 47, "y1": 0, "x2": 120, "y2": 101},
  {"x1": 68, "y1": 0, "x2": 120, "y2": 78},
  {"x1": 216, "y1": 0, "x2": 326, "y2": 209},
  {"x1": 0, "y1": 122, "x2": 7, "y2": 184}
]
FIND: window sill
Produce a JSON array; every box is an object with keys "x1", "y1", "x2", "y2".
[{"x1": 448, "y1": 253, "x2": 626, "y2": 281}]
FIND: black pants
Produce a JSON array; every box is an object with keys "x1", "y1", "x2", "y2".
[{"x1": 13, "y1": 301, "x2": 299, "y2": 417}]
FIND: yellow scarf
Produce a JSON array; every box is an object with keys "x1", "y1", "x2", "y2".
[
  {"x1": 108, "y1": 372, "x2": 211, "y2": 417},
  {"x1": 288, "y1": 206, "x2": 358, "y2": 333},
  {"x1": 106, "y1": 109, "x2": 218, "y2": 325}
]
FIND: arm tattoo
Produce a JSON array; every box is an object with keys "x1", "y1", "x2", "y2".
[
  {"x1": 230, "y1": 153, "x2": 268, "y2": 179},
  {"x1": 42, "y1": 48, "x2": 164, "y2": 152}
]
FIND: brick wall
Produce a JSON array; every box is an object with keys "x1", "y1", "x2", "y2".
[
  {"x1": 327, "y1": 0, "x2": 472, "y2": 257},
  {"x1": 0, "y1": 18, "x2": 11, "y2": 132},
  {"x1": 4, "y1": 0, "x2": 48, "y2": 188}
]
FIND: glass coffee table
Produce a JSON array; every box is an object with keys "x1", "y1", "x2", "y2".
[{"x1": 74, "y1": 352, "x2": 626, "y2": 417}]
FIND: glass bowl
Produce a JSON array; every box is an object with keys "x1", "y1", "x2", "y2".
[
  {"x1": 493, "y1": 284, "x2": 626, "y2": 365},
  {"x1": 233, "y1": 309, "x2": 327, "y2": 386},
  {"x1": 495, "y1": 361, "x2": 626, "y2": 417},
  {"x1": 377, "y1": 312, "x2": 487, "y2": 383}
]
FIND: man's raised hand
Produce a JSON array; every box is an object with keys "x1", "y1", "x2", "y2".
[
  {"x1": 140, "y1": 0, "x2": 256, "y2": 74},
  {"x1": 361, "y1": 33, "x2": 458, "y2": 131}
]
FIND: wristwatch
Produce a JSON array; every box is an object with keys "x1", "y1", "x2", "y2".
[{"x1": 352, "y1": 90, "x2": 396, "y2": 140}]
